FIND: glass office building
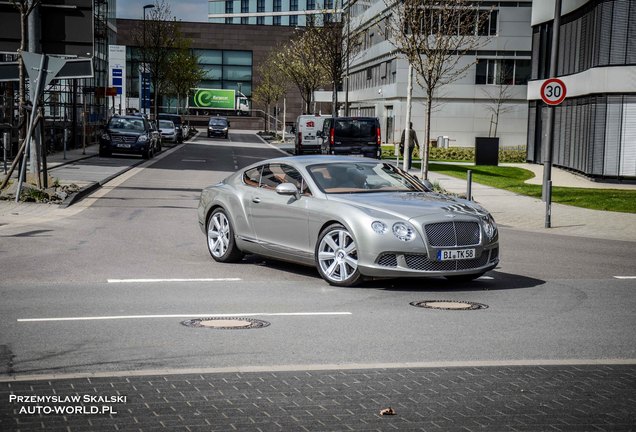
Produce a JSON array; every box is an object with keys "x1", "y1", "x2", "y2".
[
  {"x1": 527, "y1": 0, "x2": 636, "y2": 179},
  {"x1": 208, "y1": 0, "x2": 338, "y2": 26}
]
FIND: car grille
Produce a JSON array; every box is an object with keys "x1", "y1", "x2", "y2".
[
  {"x1": 376, "y1": 249, "x2": 496, "y2": 272},
  {"x1": 111, "y1": 135, "x2": 137, "y2": 144},
  {"x1": 377, "y1": 254, "x2": 398, "y2": 267},
  {"x1": 424, "y1": 221, "x2": 480, "y2": 247}
]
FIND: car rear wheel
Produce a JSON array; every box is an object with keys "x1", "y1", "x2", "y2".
[
  {"x1": 316, "y1": 223, "x2": 362, "y2": 287},
  {"x1": 207, "y1": 208, "x2": 243, "y2": 263}
]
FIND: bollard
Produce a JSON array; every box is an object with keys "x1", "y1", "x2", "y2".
[
  {"x1": 3, "y1": 132, "x2": 9, "y2": 174},
  {"x1": 63, "y1": 128, "x2": 68, "y2": 160},
  {"x1": 545, "y1": 180, "x2": 552, "y2": 228},
  {"x1": 466, "y1": 170, "x2": 472, "y2": 201}
]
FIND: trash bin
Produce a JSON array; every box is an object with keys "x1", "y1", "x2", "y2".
[{"x1": 475, "y1": 137, "x2": 499, "y2": 165}]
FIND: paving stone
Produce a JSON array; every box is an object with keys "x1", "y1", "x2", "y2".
[{"x1": 0, "y1": 365, "x2": 635, "y2": 431}]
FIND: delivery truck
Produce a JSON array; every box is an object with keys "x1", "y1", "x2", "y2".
[{"x1": 187, "y1": 88, "x2": 250, "y2": 116}]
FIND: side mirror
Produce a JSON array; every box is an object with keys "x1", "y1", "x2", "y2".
[{"x1": 275, "y1": 182, "x2": 300, "y2": 200}]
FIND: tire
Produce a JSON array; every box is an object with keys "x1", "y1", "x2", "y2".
[
  {"x1": 445, "y1": 273, "x2": 485, "y2": 283},
  {"x1": 206, "y1": 208, "x2": 243, "y2": 263},
  {"x1": 143, "y1": 147, "x2": 153, "y2": 159},
  {"x1": 315, "y1": 223, "x2": 362, "y2": 287}
]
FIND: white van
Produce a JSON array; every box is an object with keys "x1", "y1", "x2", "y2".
[{"x1": 295, "y1": 114, "x2": 330, "y2": 155}]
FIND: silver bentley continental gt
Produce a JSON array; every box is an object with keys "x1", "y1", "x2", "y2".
[{"x1": 197, "y1": 156, "x2": 499, "y2": 287}]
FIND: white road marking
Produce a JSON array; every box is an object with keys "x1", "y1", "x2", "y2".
[
  {"x1": 181, "y1": 159, "x2": 206, "y2": 163},
  {"x1": 17, "y1": 312, "x2": 352, "y2": 323},
  {"x1": 614, "y1": 276, "x2": 636, "y2": 279},
  {"x1": 107, "y1": 278, "x2": 241, "y2": 283},
  {"x1": 478, "y1": 276, "x2": 494, "y2": 280}
]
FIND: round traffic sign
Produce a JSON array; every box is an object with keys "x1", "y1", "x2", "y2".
[{"x1": 540, "y1": 78, "x2": 567, "y2": 105}]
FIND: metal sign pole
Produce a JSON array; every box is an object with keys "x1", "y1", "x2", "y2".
[{"x1": 543, "y1": 0, "x2": 562, "y2": 228}]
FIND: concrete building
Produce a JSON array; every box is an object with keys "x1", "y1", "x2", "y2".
[
  {"x1": 115, "y1": 19, "x2": 304, "y2": 124},
  {"x1": 208, "y1": 0, "x2": 339, "y2": 26},
  {"x1": 527, "y1": 0, "x2": 636, "y2": 180},
  {"x1": 344, "y1": 0, "x2": 532, "y2": 147}
]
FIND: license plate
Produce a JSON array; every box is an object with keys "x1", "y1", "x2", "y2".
[
  {"x1": 437, "y1": 248, "x2": 476, "y2": 261},
  {"x1": 117, "y1": 144, "x2": 131, "y2": 148}
]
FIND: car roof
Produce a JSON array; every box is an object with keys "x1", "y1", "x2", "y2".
[{"x1": 245, "y1": 155, "x2": 380, "y2": 169}]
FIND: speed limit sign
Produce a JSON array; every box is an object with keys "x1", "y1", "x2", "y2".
[{"x1": 540, "y1": 78, "x2": 567, "y2": 105}]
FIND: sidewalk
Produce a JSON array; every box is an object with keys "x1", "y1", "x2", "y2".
[
  {"x1": 1, "y1": 135, "x2": 636, "y2": 242},
  {"x1": 424, "y1": 164, "x2": 636, "y2": 242}
]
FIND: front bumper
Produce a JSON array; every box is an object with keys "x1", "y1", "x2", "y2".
[{"x1": 359, "y1": 246, "x2": 499, "y2": 278}]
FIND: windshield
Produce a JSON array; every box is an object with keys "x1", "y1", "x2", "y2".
[
  {"x1": 307, "y1": 162, "x2": 429, "y2": 194},
  {"x1": 108, "y1": 118, "x2": 145, "y2": 131},
  {"x1": 209, "y1": 119, "x2": 228, "y2": 126},
  {"x1": 158, "y1": 120, "x2": 174, "y2": 129}
]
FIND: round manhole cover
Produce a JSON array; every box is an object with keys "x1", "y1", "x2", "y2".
[
  {"x1": 181, "y1": 317, "x2": 271, "y2": 329},
  {"x1": 410, "y1": 300, "x2": 488, "y2": 310}
]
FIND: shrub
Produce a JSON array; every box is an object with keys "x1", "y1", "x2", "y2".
[{"x1": 382, "y1": 145, "x2": 527, "y2": 163}]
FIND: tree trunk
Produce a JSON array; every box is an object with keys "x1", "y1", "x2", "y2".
[{"x1": 423, "y1": 95, "x2": 433, "y2": 181}]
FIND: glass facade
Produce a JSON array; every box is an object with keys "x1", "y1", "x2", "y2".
[{"x1": 527, "y1": 0, "x2": 636, "y2": 179}]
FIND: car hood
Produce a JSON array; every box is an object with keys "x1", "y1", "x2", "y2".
[{"x1": 327, "y1": 192, "x2": 489, "y2": 220}]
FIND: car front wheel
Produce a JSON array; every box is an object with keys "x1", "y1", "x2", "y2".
[
  {"x1": 316, "y1": 223, "x2": 362, "y2": 287},
  {"x1": 207, "y1": 208, "x2": 243, "y2": 263}
]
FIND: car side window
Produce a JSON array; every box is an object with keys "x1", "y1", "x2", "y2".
[
  {"x1": 260, "y1": 164, "x2": 286, "y2": 190},
  {"x1": 281, "y1": 165, "x2": 311, "y2": 196},
  {"x1": 243, "y1": 166, "x2": 261, "y2": 188}
]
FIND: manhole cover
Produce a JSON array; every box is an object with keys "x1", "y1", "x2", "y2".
[
  {"x1": 410, "y1": 300, "x2": 488, "y2": 310},
  {"x1": 181, "y1": 317, "x2": 271, "y2": 329}
]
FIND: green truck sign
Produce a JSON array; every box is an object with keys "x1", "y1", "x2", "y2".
[{"x1": 189, "y1": 89, "x2": 236, "y2": 110}]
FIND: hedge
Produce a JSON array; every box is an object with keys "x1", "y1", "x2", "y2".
[{"x1": 381, "y1": 145, "x2": 527, "y2": 163}]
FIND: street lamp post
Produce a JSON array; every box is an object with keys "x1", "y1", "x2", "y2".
[{"x1": 142, "y1": 4, "x2": 155, "y2": 117}]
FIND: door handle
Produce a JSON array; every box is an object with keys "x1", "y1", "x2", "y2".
[{"x1": 252, "y1": 197, "x2": 261, "y2": 203}]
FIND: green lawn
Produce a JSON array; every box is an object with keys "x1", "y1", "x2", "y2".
[{"x1": 425, "y1": 163, "x2": 636, "y2": 214}]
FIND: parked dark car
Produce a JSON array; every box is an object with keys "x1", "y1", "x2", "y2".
[
  {"x1": 208, "y1": 117, "x2": 230, "y2": 139},
  {"x1": 319, "y1": 117, "x2": 382, "y2": 159},
  {"x1": 99, "y1": 115, "x2": 160, "y2": 159},
  {"x1": 157, "y1": 113, "x2": 184, "y2": 143}
]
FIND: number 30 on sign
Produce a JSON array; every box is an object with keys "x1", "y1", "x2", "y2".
[{"x1": 540, "y1": 78, "x2": 567, "y2": 106}]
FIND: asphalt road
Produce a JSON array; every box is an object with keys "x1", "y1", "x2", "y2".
[{"x1": 0, "y1": 132, "x2": 635, "y2": 430}]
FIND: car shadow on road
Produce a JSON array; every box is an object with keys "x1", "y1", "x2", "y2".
[{"x1": 367, "y1": 271, "x2": 545, "y2": 292}]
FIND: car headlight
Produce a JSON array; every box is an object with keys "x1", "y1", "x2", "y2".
[
  {"x1": 138, "y1": 135, "x2": 148, "y2": 143},
  {"x1": 101, "y1": 133, "x2": 110, "y2": 141},
  {"x1": 483, "y1": 214, "x2": 498, "y2": 240},
  {"x1": 371, "y1": 221, "x2": 388, "y2": 234},
  {"x1": 392, "y1": 222, "x2": 416, "y2": 242}
]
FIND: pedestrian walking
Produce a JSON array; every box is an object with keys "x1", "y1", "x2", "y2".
[{"x1": 399, "y1": 122, "x2": 419, "y2": 170}]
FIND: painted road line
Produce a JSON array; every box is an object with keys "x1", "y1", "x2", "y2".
[
  {"x1": 107, "y1": 278, "x2": 241, "y2": 283},
  {"x1": 17, "y1": 312, "x2": 352, "y2": 323},
  {"x1": 614, "y1": 276, "x2": 636, "y2": 279}
]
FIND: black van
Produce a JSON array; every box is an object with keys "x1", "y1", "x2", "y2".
[{"x1": 319, "y1": 117, "x2": 381, "y2": 159}]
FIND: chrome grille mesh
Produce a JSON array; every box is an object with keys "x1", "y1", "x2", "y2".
[
  {"x1": 425, "y1": 221, "x2": 480, "y2": 247},
  {"x1": 112, "y1": 135, "x2": 137, "y2": 144},
  {"x1": 377, "y1": 254, "x2": 397, "y2": 267}
]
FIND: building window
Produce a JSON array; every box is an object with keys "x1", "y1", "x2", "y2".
[
  {"x1": 257, "y1": 16, "x2": 264, "y2": 25},
  {"x1": 307, "y1": 0, "x2": 315, "y2": 10},
  {"x1": 476, "y1": 58, "x2": 530, "y2": 85},
  {"x1": 257, "y1": 0, "x2": 264, "y2": 12},
  {"x1": 290, "y1": 15, "x2": 298, "y2": 27}
]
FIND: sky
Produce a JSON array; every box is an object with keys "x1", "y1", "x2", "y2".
[{"x1": 116, "y1": 0, "x2": 208, "y2": 22}]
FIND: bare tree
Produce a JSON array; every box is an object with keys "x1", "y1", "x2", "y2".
[
  {"x1": 386, "y1": 0, "x2": 491, "y2": 179},
  {"x1": 481, "y1": 61, "x2": 515, "y2": 138},
  {"x1": 132, "y1": 0, "x2": 179, "y2": 118},
  {"x1": 10, "y1": 0, "x2": 41, "y2": 148},
  {"x1": 252, "y1": 54, "x2": 287, "y2": 132},
  {"x1": 271, "y1": 30, "x2": 328, "y2": 114}
]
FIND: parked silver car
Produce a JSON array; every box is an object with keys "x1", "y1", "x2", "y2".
[
  {"x1": 158, "y1": 119, "x2": 177, "y2": 143},
  {"x1": 197, "y1": 156, "x2": 499, "y2": 286}
]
